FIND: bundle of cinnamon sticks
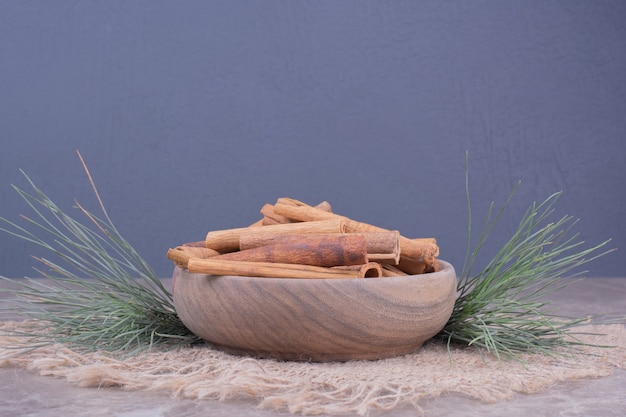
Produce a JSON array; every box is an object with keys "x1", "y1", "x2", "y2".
[{"x1": 166, "y1": 198, "x2": 440, "y2": 279}]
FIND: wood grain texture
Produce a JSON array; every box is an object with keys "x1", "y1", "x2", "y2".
[{"x1": 172, "y1": 260, "x2": 457, "y2": 362}]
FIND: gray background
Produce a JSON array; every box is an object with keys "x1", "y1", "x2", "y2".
[{"x1": 1, "y1": 1, "x2": 624, "y2": 279}]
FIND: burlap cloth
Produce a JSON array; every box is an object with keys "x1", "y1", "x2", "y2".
[{"x1": 1, "y1": 321, "x2": 625, "y2": 415}]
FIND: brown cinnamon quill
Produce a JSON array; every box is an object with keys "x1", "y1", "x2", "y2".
[
  {"x1": 214, "y1": 234, "x2": 368, "y2": 267},
  {"x1": 272, "y1": 198, "x2": 439, "y2": 269},
  {"x1": 205, "y1": 218, "x2": 346, "y2": 252},
  {"x1": 187, "y1": 258, "x2": 364, "y2": 279}
]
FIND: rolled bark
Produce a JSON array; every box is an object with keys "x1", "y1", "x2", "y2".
[
  {"x1": 183, "y1": 241, "x2": 208, "y2": 247},
  {"x1": 187, "y1": 258, "x2": 363, "y2": 279},
  {"x1": 167, "y1": 246, "x2": 220, "y2": 269},
  {"x1": 205, "y1": 218, "x2": 346, "y2": 253},
  {"x1": 352, "y1": 231, "x2": 400, "y2": 264},
  {"x1": 260, "y1": 203, "x2": 291, "y2": 225},
  {"x1": 239, "y1": 231, "x2": 400, "y2": 264},
  {"x1": 215, "y1": 234, "x2": 368, "y2": 267},
  {"x1": 381, "y1": 264, "x2": 409, "y2": 277},
  {"x1": 272, "y1": 198, "x2": 439, "y2": 268},
  {"x1": 397, "y1": 255, "x2": 427, "y2": 275},
  {"x1": 313, "y1": 200, "x2": 333, "y2": 213},
  {"x1": 273, "y1": 197, "x2": 338, "y2": 222},
  {"x1": 427, "y1": 258, "x2": 441, "y2": 273},
  {"x1": 260, "y1": 200, "x2": 333, "y2": 226},
  {"x1": 332, "y1": 262, "x2": 383, "y2": 278}
]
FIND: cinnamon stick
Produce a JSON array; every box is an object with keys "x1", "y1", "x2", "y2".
[
  {"x1": 272, "y1": 198, "x2": 439, "y2": 267},
  {"x1": 260, "y1": 201, "x2": 333, "y2": 225},
  {"x1": 239, "y1": 231, "x2": 400, "y2": 264},
  {"x1": 350, "y1": 231, "x2": 400, "y2": 264},
  {"x1": 397, "y1": 255, "x2": 427, "y2": 275},
  {"x1": 381, "y1": 264, "x2": 409, "y2": 277},
  {"x1": 205, "y1": 218, "x2": 346, "y2": 252},
  {"x1": 183, "y1": 241, "x2": 208, "y2": 247},
  {"x1": 332, "y1": 262, "x2": 383, "y2": 278},
  {"x1": 214, "y1": 234, "x2": 368, "y2": 267},
  {"x1": 167, "y1": 246, "x2": 220, "y2": 269},
  {"x1": 187, "y1": 258, "x2": 363, "y2": 279},
  {"x1": 273, "y1": 197, "x2": 338, "y2": 222},
  {"x1": 259, "y1": 203, "x2": 291, "y2": 225}
]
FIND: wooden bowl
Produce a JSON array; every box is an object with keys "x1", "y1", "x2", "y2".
[{"x1": 172, "y1": 260, "x2": 457, "y2": 362}]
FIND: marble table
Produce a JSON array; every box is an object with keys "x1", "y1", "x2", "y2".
[{"x1": 1, "y1": 277, "x2": 625, "y2": 417}]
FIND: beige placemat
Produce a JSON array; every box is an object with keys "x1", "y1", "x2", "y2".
[{"x1": 2, "y1": 321, "x2": 625, "y2": 415}]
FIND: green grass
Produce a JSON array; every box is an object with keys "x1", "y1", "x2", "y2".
[
  {"x1": 437, "y1": 155, "x2": 615, "y2": 358},
  {"x1": 0, "y1": 151, "x2": 617, "y2": 359},
  {"x1": 0, "y1": 151, "x2": 198, "y2": 354}
]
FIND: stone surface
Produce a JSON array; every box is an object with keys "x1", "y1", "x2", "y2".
[{"x1": 1, "y1": 277, "x2": 625, "y2": 416}]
